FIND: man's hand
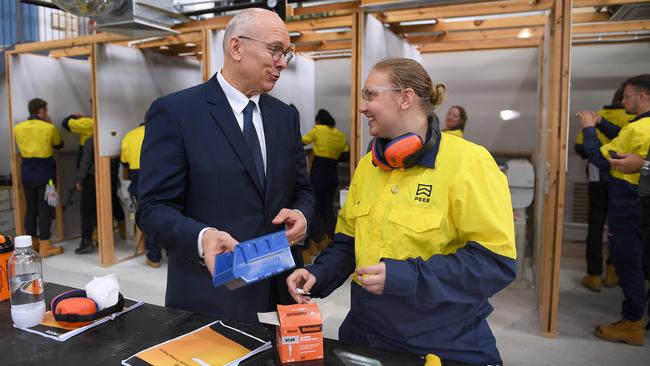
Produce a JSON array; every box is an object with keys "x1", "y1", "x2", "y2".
[
  {"x1": 202, "y1": 229, "x2": 238, "y2": 277},
  {"x1": 272, "y1": 208, "x2": 307, "y2": 245},
  {"x1": 286, "y1": 268, "x2": 316, "y2": 304},
  {"x1": 610, "y1": 153, "x2": 646, "y2": 174},
  {"x1": 75, "y1": 180, "x2": 83, "y2": 191},
  {"x1": 576, "y1": 111, "x2": 600, "y2": 128},
  {"x1": 356, "y1": 262, "x2": 387, "y2": 295}
]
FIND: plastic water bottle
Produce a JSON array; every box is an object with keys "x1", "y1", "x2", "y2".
[{"x1": 8, "y1": 236, "x2": 45, "y2": 328}]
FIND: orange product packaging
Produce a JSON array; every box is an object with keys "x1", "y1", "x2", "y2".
[{"x1": 276, "y1": 303, "x2": 324, "y2": 363}]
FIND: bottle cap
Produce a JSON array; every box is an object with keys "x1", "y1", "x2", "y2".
[{"x1": 14, "y1": 235, "x2": 32, "y2": 249}]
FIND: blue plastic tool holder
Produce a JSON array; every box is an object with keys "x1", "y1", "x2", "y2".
[{"x1": 213, "y1": 231, "x2": 296, "y2": 290}]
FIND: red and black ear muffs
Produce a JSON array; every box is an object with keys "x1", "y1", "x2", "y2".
[
  {"x1": 50, "y1": 290, "x2": 124, "y2": 327},
  {"x1": 372, "y1": 133, "x2": 435, "y2": 171}
]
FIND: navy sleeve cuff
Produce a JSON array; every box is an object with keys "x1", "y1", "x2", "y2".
[{"x1": 382, "y1": 258, "x2": 416, "y2": 298}]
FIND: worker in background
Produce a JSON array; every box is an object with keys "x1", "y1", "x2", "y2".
[
  {"x1": 442, "y1": 105, "x2": 467, "y2": 138},
  {"x1": 609, "y1": 149, "x2": 650, "y2": 331},
  {"x1": 74, "y1": 136, "x2": 98, "y2": 255},
  {"x1": 62, "y1": 111, "x2": 126, "y2": 241},
  {"x1": 574, "y1": 87, "x2": 634, "y2": 291},
  {"x1": 577, "y1": 74, "x2": 650, "y2": 346},
  {"x1": 288, "y1": 58, "x2": 516, "y2": 365},
  {"x1": 13, "y1": 98, "x2": 65, "y2": 257},
  {"x1": 301, "y1": 109, "x2": 349, "y2": 262},
  {"x1": 121, "y1": 123, "x2": 162, "y2": 268}
]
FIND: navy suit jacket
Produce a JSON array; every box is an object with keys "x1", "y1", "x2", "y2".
[{"x1": 137, "y1": 75, "x2": 314, "y2": 322}]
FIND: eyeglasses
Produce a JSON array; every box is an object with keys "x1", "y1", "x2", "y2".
[
  {"x1": 361, "y1": 86, "x2": 402, "y2": 102},
  {"x1": 238, "y1": 36, "x2": 294, "y2": 63},
  {"x1": 622, "y1": 93, "x2": 642, "y2": 101}
]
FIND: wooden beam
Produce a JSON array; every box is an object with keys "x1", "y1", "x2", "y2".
[
  {"x1": 49, "y1": 46, "x2": 91, "y2": 58},
  {"x1": 406, "y1": 27, "x2": 544, "y2": 44},
  {"x1": 292, "y1": 31, "x2": 353, "y2": 43},
  {"x1": 295, "y1": 41, "x2": 351, "y2": 52},
  {"x1": 14, "y1": 32, "x2": 131, "y2": 53},
  {"x1": 287, "y1": 15, "x2": 353, "y2": 32},
  {"x1": 393, "y1": 14, "x2": 548, "y2": 34},
  {"x1": 201, "y1": 29, "x2": 211, "y2": 82},
  {"x1": 380, "y1": 0, "x2": 554, "y2": 24},
  {"x1": 573, "y1": 11, "x2": 610, "y2": 23},
  {"x1": 574, "y1": 0, "x2": 650, "y2": 7},
  {"x1": 418, "y1": 37, "x2": 541, "y2": 52},
  {"x1": 573, "y1": 20, "x2": 650, "y2": 34},
  {"x1": 133, "y1": 32, "x2": 203, "y2": 49},
  {"x1": 173, "y1": 15, "x2": 232, "y2": 32},
  {"x1": 292, "y1": 1, "x2": 360, "y2": 15}
]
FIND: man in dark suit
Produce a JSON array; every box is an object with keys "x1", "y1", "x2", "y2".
[{"x1": 137, "y1": 8, "x2": 314, "y2": 322}]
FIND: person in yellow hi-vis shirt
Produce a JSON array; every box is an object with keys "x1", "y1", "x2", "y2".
[
  {"x1": 120, "y1": 123, "x2": 162, "y2": 268},
  {"x1": 442, "y1": 105, "x2": 467, "y2": 139},
  {"x1": 287, "y1": 58, "x2": 516, "y2": 365},
  {"x1": 578, "y1": 74, "x2": 650, "y2": 346},
  {"x1": 13, "y1": 98, "x2": 65, "y2": 257},
  {"x1": 302, "y1": 109, "x2": 349, "y2": 258},
  {"x1": 62, "y1": 112, "x2": 94, "y2": 169},
  {"x1": 574, "y1": 88, "x2": 634, "y2": 291}
]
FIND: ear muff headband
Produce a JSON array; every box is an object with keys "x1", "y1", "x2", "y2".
[
  {"x1": 372, "y1": 133, "x2": 435, "y2": 171},
  {"x1": 51, "y1": 290, "x2": 125, "y2": 324}
]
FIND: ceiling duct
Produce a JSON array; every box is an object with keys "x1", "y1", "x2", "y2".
[
  {"x1": 608, "y1": 3, "x2": 650, "y2": 21},
  {"x1": 52, "y1": 0, "x2": 182, "y2": 38}
]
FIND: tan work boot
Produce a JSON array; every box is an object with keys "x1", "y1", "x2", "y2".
[
  {"x1": 594, "y1": 318, "x2": 644, "y2": 346},
  {"x1": 92, "y1": 226, "x2": 98, "y2": 242},
  {"x1": 309, "y1": 239, "x2": 320, "y2": 257},
  {"x1": 145, "y1": 258, "x2": 161, "y2": 268},
  {"x1": 39, "y1": 239, "x2": 63, "y2": 258},
  {"x1": 603, "y1": 264, "x2": 620, "y2": 287},
  {"x1": 582, "y1": 275, "x2": 602, "y2": 292},
  {"x1": 117, "y1": 221, "x2": 126, "y2": 240},
  {"x1": 31, "y1": 237, "x2": 40, "y2": 252},
  {"x1": 317, "y1": 235, "x2": 331, "y2": 251}
]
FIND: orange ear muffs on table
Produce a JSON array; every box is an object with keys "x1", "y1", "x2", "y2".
[{"x1": 50, "y1": 289, "x2": 124, "y2": 327}]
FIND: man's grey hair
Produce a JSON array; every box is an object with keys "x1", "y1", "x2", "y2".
[{"x1": 222, "y1": 8, "x2": 269, "y2": 53}]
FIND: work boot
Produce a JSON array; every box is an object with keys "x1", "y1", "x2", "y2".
[
  {"x1": 31, "y1": 237, "x2": 40, "y2": 252},
  {"x1": 309, "y1": 239, "x2": 320, "y2": 257},
  {"x1": 603, "y1": 264, "x2": 620, "y2": 287},
  {"x1": 92, "y1": 227, "x2": 98, "y2": 242},
  {"x1": 75, "y1": 239, "x2": 97, "y2": 255},
  {"x1": 594, "y1": 318, "x2": 644, "y2": 346},
  {"x1": 145, "y1": 258, "x2": 161, "y2": 268},
  {"x1": 39, "y1": 239, "x2": 63, "y2": 258},
  {"x1": 117, "y1": 220, "x2": 126, "y2": 240},
  {"x1": 582, "y1": 275, "x2": 602, "y2": 292},
  {"x1": 302, "y1": 249, "x2": 312, "y2": 266}
]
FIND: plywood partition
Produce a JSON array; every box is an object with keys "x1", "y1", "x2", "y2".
[
  {"x1": 7, "y1": 52, "x2": 90, "y2": 242},
  {"x1": 93, "y1": 43, "x2": 201, "y2": 264},
  {"x1": 270, "y1": 55, "x2": 316, "y2": 135}
]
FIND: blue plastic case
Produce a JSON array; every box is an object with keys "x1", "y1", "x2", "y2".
[{"x1": 213, "y1": 231, "x2": 296, "y2": 290}]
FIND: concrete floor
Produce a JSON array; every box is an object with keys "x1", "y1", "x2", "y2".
[{"x1": 42, "y1": 239, "x2": 649, "y2": 365}]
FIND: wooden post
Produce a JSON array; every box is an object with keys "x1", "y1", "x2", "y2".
[
  {"x1": 5, "y1": 52, "x2": 26, "y2": 237},
  {"x1": 201, "y1": 28, "x2": 211, "y2": 82},
  {"x1": 91, "y1": 45, "x2": 115, "y2": 266},
  {"x1": 349, "y1": 12, "x2": 363, "y2": 176},
  {"x1": 538, "y1": 0, "x2": 572, "y2": 338},
  {"x1": 54, "y1": 153, "x2": 65, "y2": 241}
]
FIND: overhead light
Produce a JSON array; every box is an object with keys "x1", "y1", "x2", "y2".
[
  {"x1": 159, "y1": 45, "x2": 169, "y2": 50},
  {"x1": 500, "y1": 110, "x2": 521, "y2": 121},
  {"x1": 398, "y1": 19, "x2": 438, "y2": 26},
  {"x1": 518, "y1": 28, "x2": 532, "y2": 39},
  {"x1": 444, "y1": 10, "x2": 547, "y2": 23},
  {"x1": 178, "y1": 52, "x2": 196, "y2": 56},
  {"x1": 289, "y1": 31, "x2": 302, "y2": 37},
  {"x1": 314, "y1": 27, "x2": 352, "y2": 34},
  {"x1": 185, "y1": 42, "x2": 196, "y2": 47}
]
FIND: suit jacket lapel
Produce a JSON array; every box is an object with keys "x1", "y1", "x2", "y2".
[
  {"x1": 205, "y1": 76, "x2": 264, "y2": 196},
  {"x1": 259, "y1": 95, "x2": 277, "y2": 200}
]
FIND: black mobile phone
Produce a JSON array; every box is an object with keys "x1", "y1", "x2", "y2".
[{"x1": 609, "y1": 150, "x2": 622, "y2": 159}]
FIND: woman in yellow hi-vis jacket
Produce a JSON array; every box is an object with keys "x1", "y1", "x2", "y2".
[
  {"x1": 287, "y1": 58, "x2": 516, "y2": 366},
  {"x1": 442, "y1": 105, "x2": 467, "y2": 138},
  {"x1": 302, "y1": 109, "x2": 349, "y2": 255}
]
